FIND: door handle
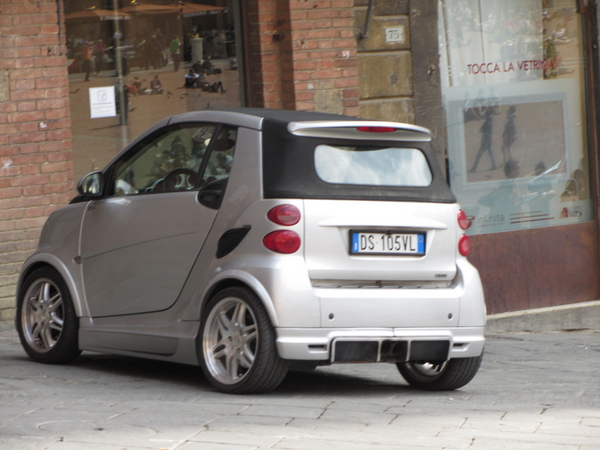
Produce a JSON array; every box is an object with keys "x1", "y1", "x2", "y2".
[{"x1": 198, "y1": 189, "x2": 224, "y2": 209}]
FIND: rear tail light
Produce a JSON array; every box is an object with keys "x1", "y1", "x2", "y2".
[
  {"x1": 357, "y1": 126, "x2": 396, "y2": 133},
  {"x1": 457, "y1": 209, "x2": 472, "y2": 230},
  {"x1": 264, "y1": 205, "x2": 301, "y2": 254},
  {"x1": 263, "y1": 230, "x2": 301, "y2": 254},
  {"x1": 458, "y1": 234, "x2": 470, "y2": 256},
  {"x1": 267, "y1": 204, "x2": 301, "y2": 226}
]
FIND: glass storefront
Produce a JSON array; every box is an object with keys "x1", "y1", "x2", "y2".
[
  {"x1": 64, "y1": 0, "x2": 245, "y2": 182},
  {"x1": 438, "y1": 0, "x2": 593, "y2": 234}
]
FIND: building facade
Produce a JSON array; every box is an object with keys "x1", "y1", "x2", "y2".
[{"x1": 1, "y1": 0, "x2": 600, "y2": 321}]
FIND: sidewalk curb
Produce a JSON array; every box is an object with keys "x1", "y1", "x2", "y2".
[{"x1": 486, "y1": 300, "x2": 600, "y2": 333}]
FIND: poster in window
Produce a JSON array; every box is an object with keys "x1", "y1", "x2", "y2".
[{"x1": 439, "y1": 0, "x2": 592, "y2": 235}]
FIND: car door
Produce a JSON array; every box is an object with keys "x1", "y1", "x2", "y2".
[{"x1": 80, "y1": 123, "x2": 237, "y2": 317}]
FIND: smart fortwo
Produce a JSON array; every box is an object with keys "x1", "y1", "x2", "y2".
[{"x1": 16, "y1": 108, "x2": 486, "y2": 394}]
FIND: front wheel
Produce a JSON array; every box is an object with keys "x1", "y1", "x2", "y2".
[
  {"x1": 397, "y1": 354, "x2": 483, "y2": 391},
  {"x1": 199, "y1": 287, "x2": 288, "y2": 394},
  {"x1": 16, "y1": 267, "x2": 81, "y2": 364}
]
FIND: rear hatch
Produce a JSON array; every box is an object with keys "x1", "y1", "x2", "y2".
[{"x1": 261, "y1": 117, "x2": 458, "y2": 286}]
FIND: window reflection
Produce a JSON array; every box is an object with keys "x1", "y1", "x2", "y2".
[
  {"x1": 113, "y1": 125, "x2": 216, "y2": 196},
  {"x1": 201, "y1": 126, "x2": 237, "y2": 187},
  {"x1": 315, "y1": 145, "x2": 432, "y2": 187},
  {"x1": 65, "y1": 1, "x2": 243, "y2": 183}
]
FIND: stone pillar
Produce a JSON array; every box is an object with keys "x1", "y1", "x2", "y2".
[
  {"x1": 191, "y1": 38, "x2": 204, "y2": 64},
  {"x1": 354, "y1": 0, "x2": 414, "y2": 123}
]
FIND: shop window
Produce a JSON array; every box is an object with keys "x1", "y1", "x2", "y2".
[
  {"x1": 438, "y1": 0, "x2": 592, "y2": 234},
  {"x1": 65, "y1": 0, "x2": 245, "y2": 183}
]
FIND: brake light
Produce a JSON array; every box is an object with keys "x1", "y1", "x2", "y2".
[
  {"x1": 357, "y1": 126, "x2": 396, "y2": 133},
  {"x1": 457, "y1": 209, "x2": 471, "y2": 230},
  {"x1": 263, "y1": 230, "x2": 301, "y2": 254},
  {"x1": 458, "y1": 234, "x2": 470, "y2": 256},
  {"x1": 267, "y1": 204, "x2": 301, "y2": 226}
]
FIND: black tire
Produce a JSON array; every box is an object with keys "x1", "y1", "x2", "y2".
[
  {"x1": 199, "y1": 287, "x2": 289, "y2": 394},
  {"x1": 397, "y1": 354, "x2": 483, "y2": 391},
  {"x1": 16, "y1": 267, "x2": 81, "y2": 364}
]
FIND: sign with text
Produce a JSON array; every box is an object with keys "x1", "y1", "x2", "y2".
[
  {"x1": 89, "y1": 87, "x2": 116, "y2": 119},
  {"x1": 466, "y1": 60, "x2": 548, "y2": 75}
]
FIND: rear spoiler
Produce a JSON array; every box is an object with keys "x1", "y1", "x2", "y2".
[{"x1": 287, "y1": 121, "x2": 432, "y2": 142}]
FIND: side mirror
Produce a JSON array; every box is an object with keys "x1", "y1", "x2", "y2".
[{"x1": 77, "y1": 171, "x2": 103, "y2": 197}]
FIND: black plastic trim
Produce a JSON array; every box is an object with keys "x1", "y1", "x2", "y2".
[
  {"x1": 216, "y1": 225, "x2": 252, "y2": 258},
  {"x1": 409, "y1": 340, "x2": 451, "y2": 363}
]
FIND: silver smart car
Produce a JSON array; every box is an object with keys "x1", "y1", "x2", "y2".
[{"x1": 16, "y1": 108, "x2": 486, "y2": 394}]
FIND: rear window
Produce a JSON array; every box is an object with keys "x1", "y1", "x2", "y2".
[{"x1": 314, "y1": 145, "x2": 432, "y2": 187}]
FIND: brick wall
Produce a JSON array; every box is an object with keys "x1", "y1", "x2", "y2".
[
  {"x1": 247, "y1": 0, "x2": 359, "y2": 116},
  {"x1": 0, "y1": 1, "x2": 74, "y2": 322}
]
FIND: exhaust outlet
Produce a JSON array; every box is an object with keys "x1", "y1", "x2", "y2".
[{"x1": 380, "y1": 340, "x2": 408, "y2": 362}]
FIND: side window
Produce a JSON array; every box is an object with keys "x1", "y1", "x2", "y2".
[
  {"x1": 201, "y1": 126, "x2": 237, "y2": 187},
  {"x1": 112, "y1": 125, "x2": 216, "y2": 196}
]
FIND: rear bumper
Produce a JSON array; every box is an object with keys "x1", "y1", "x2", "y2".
[{"x1": 275, "y1": 326, "x2": 485, "y2": 362}]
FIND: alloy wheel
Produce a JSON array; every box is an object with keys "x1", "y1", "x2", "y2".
[
  {"x1": 202, "y1": 296, "x2": 258, "y2": 385},
  {"x1": 21, "y1": 278, "x2": 65, "y2": 353}
]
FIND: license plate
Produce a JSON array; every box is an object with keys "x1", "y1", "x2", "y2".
[{"x1": 350, "y1": 231, "x2": 426, "y2": 255}]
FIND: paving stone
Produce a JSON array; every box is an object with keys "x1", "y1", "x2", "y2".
[
  {"x1": 178, "y1": 443, "x2": 258, "y2": 450},
  {"x1": 541, "y1": 407, "x2": 600, "y2": 419},
  {"x1": 327, "y1": 399, "x2": 410, "y2": 413},
  {"x1": 411, "y1": 408, "x2": 505, "y2": 421},
  {"x1": 45, "y1": 440, "x2": 156, "y2": 450},
  {"x1": 361, "y1": 410, "x2": 482, "y2": 435},
  {"x1": 0, "y1": 409, "x2": 118, "y2": 437},
  {"x1": 467, "y1": 438, "x2": 579, "y2": 450},
  {"x1": 204, "y1": 414, "x2": 301, "y2": 435},
  {"x1": 460, "y1": 415, "x2": 542, "y2": 433},
  {"x1": 188, "y1": 429, "x2": 287, "y2": 447},
  {"x1": 301, "y1": 426, "x2": 475, "y2": 448},
  {"x1": 43, "y1": 443, "x2": 153, "y2": 450},
  {"x1": 581, "y1": 417, "x2": 600, "y2": 427},
  {"x1": 437, "y1": 427, "x2": 600, "y2": 447},
  {"x1": 272, "y1": 436, "x2": 412, "y2": 450},
  {"x1": 238, "y1": 404, "x2": 325, "y2": 420},
  {"x1": 115, "y1": 400, "x2": 247, "y2": 421},
  {"x1": 0, "y1": 405, "x2": 44, "y2": 424},
  {"x1": 318, "y1": 406, "x2": 396, "y2": 424},
  {"x1": 287, "y1": 417, "x2": 368, "y2": 431},
  {"x1": 537, "y1": 421, "x2": 600, "y2": 438},
  {"x1": 211, "y1": 393, "x2": 333, "y2": 410},
  {"x1": 0, "y1": 436, "x2": 62, "y2": 450}
]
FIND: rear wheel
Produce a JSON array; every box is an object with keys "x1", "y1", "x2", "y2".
[
  {"x1": 199, "y1": 287, "x2": 288, "y2": 394},
  {"x1": 17, "y1": 267, "x2": 81, "y2": 364},
  {"x1": 397, "y1": 354, "x2": 483, "y2": 391}
]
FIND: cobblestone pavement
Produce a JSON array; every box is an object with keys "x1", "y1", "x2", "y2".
[{"x1": 0, "y1": 326, "x2": 598, "y2": 450}]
